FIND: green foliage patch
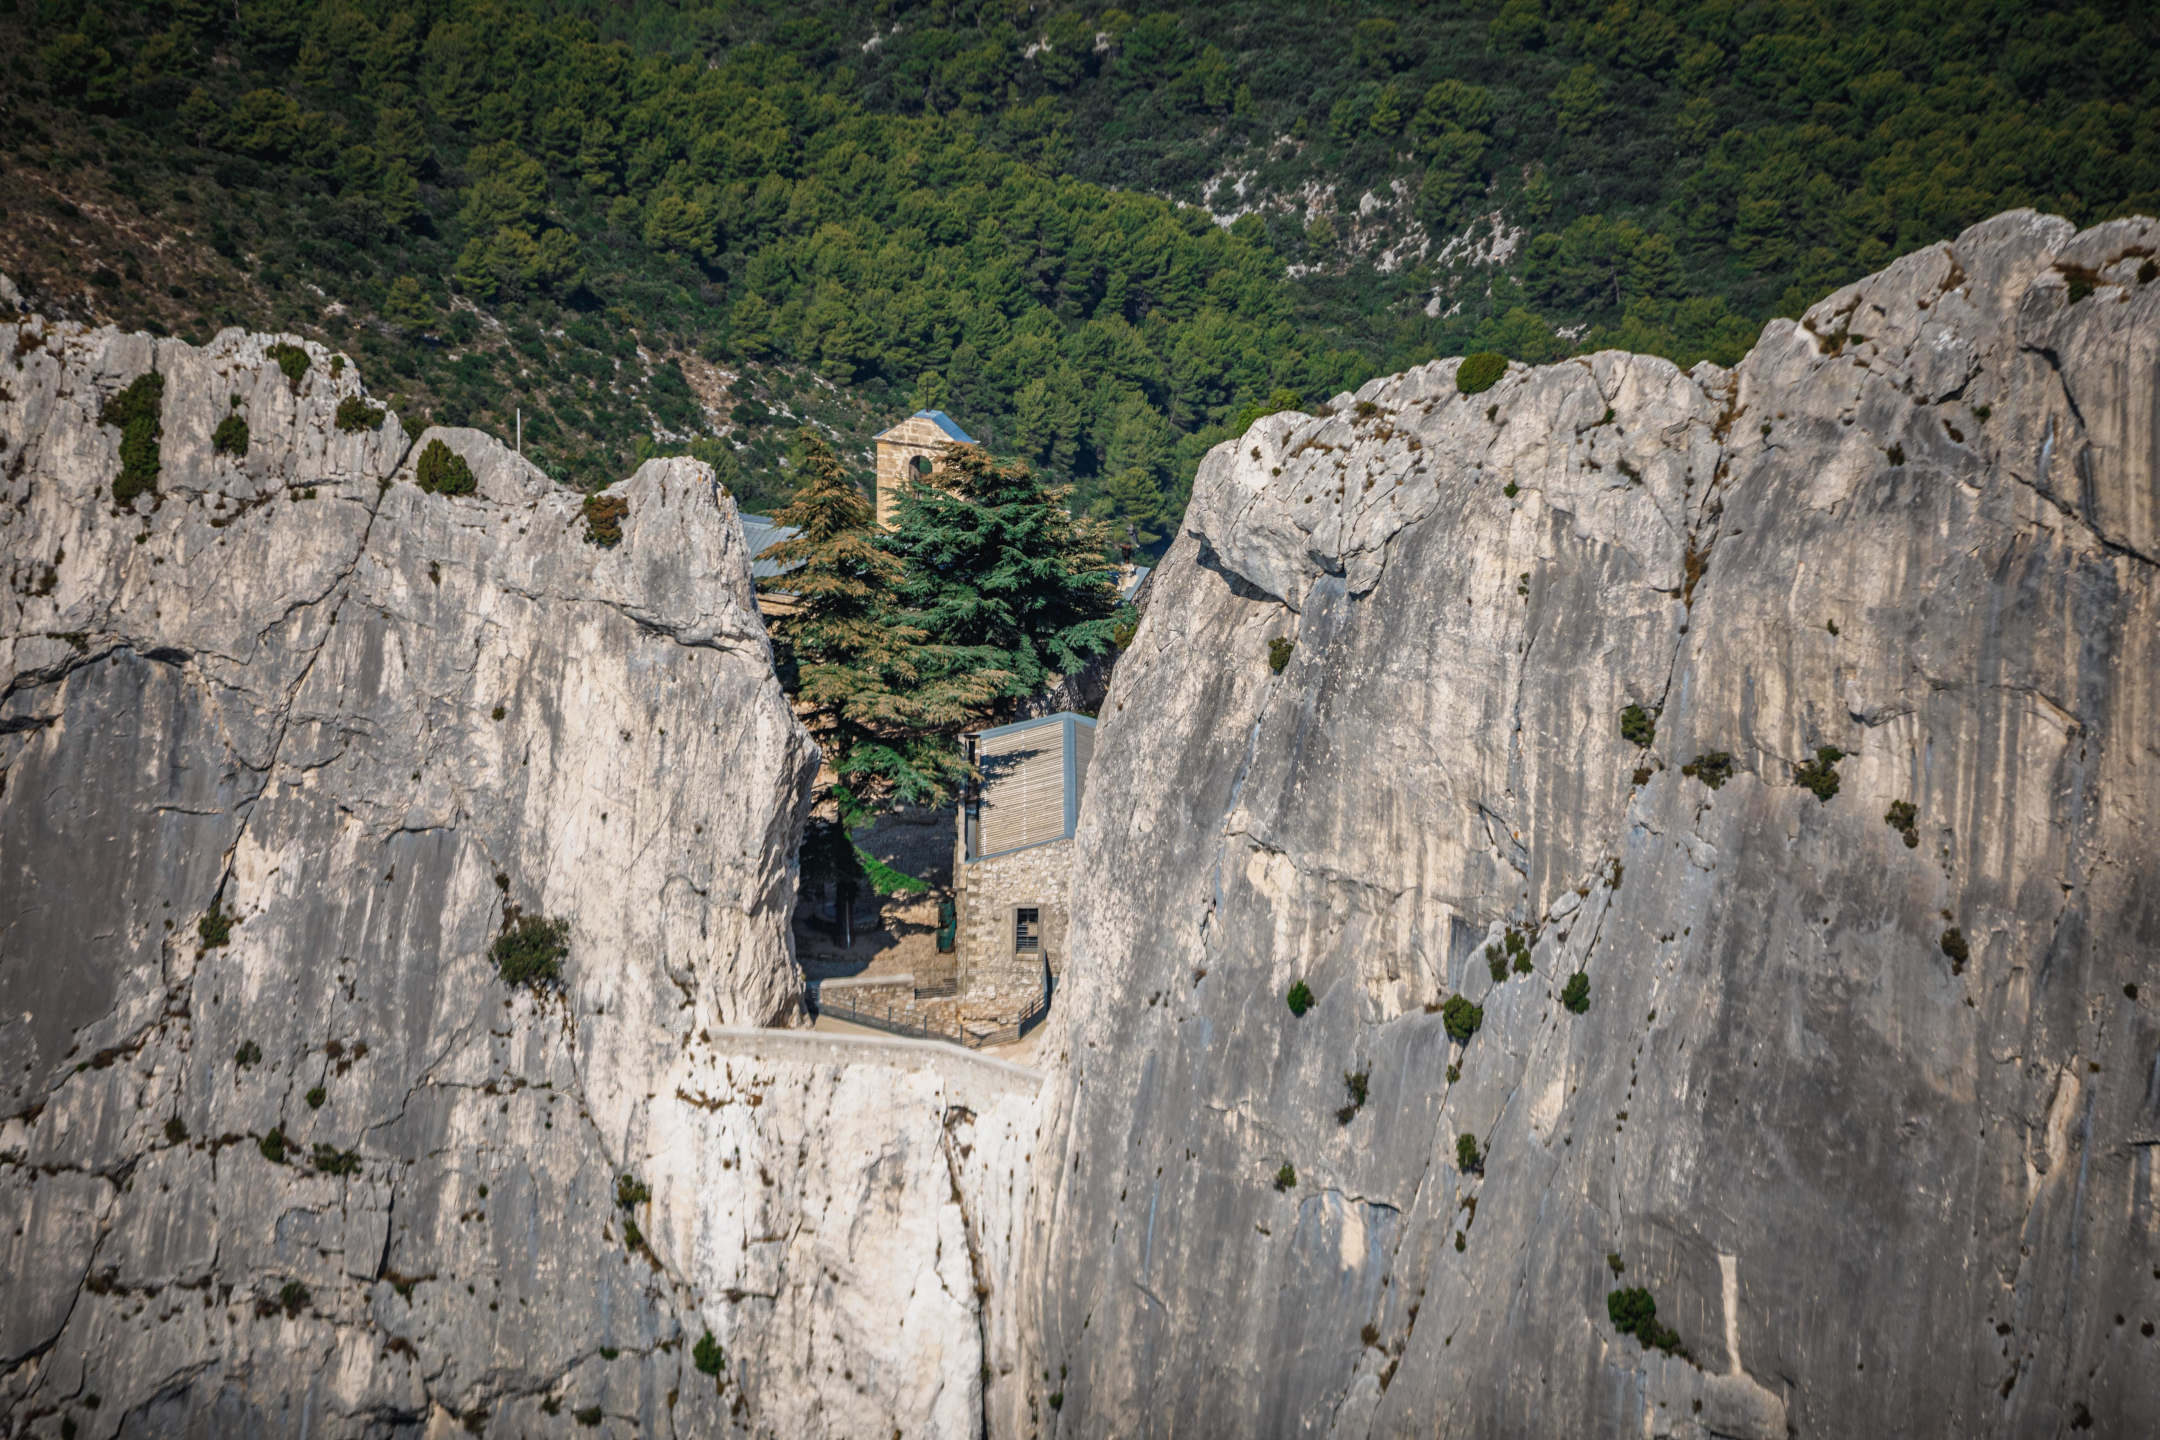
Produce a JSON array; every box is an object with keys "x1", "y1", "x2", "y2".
[
  {"x1": 1681, "y1": 752, "x2": 1734, "y2": 789},
  {"x1": 334, "y1": 395, "x2": 386, "y2": 433},
  {"x1": 1337, "y1": 1070, "x2": 1369, "y2": 1124},
  {"x1": 311, "y1": 1143, "x2": 360, "y2": 1176},
  {"x1": 1885, "y1": 799, "x2": 1919, "y2": 848},
  {"x1": 1456, "y1": 1132, "x2": 1483, "y2": 1173},
  {"x1": 491, "y1": 910, "x2": 569, "y2": 989},
  {"x1": 1561, "y1": 971, "x2": 1591, "y2": 1014},
  {"x1": 1455, "y1": 353, "x2": 1507, "y2": 394},
  {"x1": 213, "y1": 414, "x2": 250, "y2": 457},
  {"x1": 693, "y1": 1331, "x2": 726, "y2": 1376},
  {"x1": 1268, "y1": 635, "x2": 1295, "y2": 673},
  {"x1": 1607, "y1": 1286, "x2": 1685, "y2": 1356},
  {"x1": 265, "y1": 343, "x2": 310, "y2": 390},
  {"x1": 1793, "y1": 745, "x2": 1844, "y2": 801},
  {"x1": 101, "y1": 371, "x2": 164, "y2": 506},
  {"x1": 415, "y1": 438, "x2": 477, "y2": 496},
  {"x1": 1274, "y1": 1162, "x2": 1297, "y2": 1191},
  {"x1": 1286, "y1": 979, "x2": 1315, "y2": 1017},
  {"x1": 1441, "y1": 994, "x2": 1482, "y2": 1043},
  {"x1": 1619, "y1": 704, "x2": 1656, "y2": 748},
  {"x1": 582, "y1": 492, "x2": 629, "y2": 548}
]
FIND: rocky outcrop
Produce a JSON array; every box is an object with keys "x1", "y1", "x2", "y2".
[
  {"x1": 0, "y1": 311, "x2": 1027, "y2": 1438},
  {"x1": 1016, "y1": 211, "x2": 2160, "y2": 1437}
]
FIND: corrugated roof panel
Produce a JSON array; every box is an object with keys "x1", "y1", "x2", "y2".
[{"x1": 737, "y1": 513, "x2": 801, "y2": 581}]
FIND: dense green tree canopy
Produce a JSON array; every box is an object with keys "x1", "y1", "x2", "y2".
[
  {"x1": 764, "y1": 434, "x2": 1001, "y2": 817},
  {"x1": 5, "y1": 0, "x2": 2155, "y2": 546},
  {"x1": 882, "y1": 445, "x2": 1126, "y2": 707}
]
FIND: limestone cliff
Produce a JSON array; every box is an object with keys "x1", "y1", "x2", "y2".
[
  {"x1": 0, "y1": 311, "x2": 1031, "y2": 1439},
  {"x1": 1016, "y1": 211, "x2": 2160, "y2": 1437}
]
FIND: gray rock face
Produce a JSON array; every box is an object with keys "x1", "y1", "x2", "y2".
[
  {"x1": 0, "y1": 314, "x2": 857, "y2": 1434},
  {"x1": 1016, "y1": 211, "x2": 2160, "y2": 1437}
]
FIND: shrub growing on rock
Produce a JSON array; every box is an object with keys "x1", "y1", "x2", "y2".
[
  {"x1": 1619, "y1": 703, "x2": 1656, "y2": 748},
  {"x1": 1268, "y1": 636, "x2": 1295, "y2": 673},
  {"x1": 266, "y1": 342, "x2": 310, "y2": 390},
  {"x1": 197, "y1": 903, "x2": 233, "y2": 949},
  {"x1": 1680, "y1": 752, "x2": 1734, "y2": 789},
  {"x1": 1286, "y1": 979, "x2": 1314, "y2": 1016},
  {"x1": 276, "y1": 1280, "x2": 311, "y2": 1317},
  {"x1": 1456, "y1": 1132, "x2": 1483, "y2": 1173},
  {"x1": 415, "y1": 438, "x2": 477, "y2": 495},
  {"x1": 1885, "y1": 800, "x2": 1918, "y2": 847},
  {"x1": 616, "y1": 1174, "x2": 651, "y2": 1209},
  {"x1": 1561, "y1": 972, "x2": 1591, "y2": 1013},
  {"x1": 1274, "y1": 1163, "x2": 1297, "y2": 1191},
  {"x1": 1939, "y1": 927, "x2": 1969, "y2": 973},
  {"x1": 693, "y1": 1330, "x2": 726, "y2": 1376},
  {"x1": 1441, "y1": 994, "x2": 1483, "y2": 1043},
  {"x1": 1337, "y1": 1070, "x2": 1369, "y2": 1124},
  {"x1": 213, "y1": 414, "x2": 250, "y2": 457},
  {"x1": 101, "y1": 371, "x2": 164, "y2": 506},
  {"x1": 1455, "y1": 352, "x2": 1507, "y2": 395},
  {"x1": 492, "y1": 910, "x2": 569, "y2": 989},
  {"x1": 334, "y1": 395, "x2": 386, "y2": 433},
  {"x1": 1607, "y1": 1286, "x2": 1686, "y2": 1356},
  {"x1": 311, "y1": 1143, "x2": 360, "y2": 1176},
  {"x1": 1792, "y1": 745, "x2": 1844, "y2": 801},
  {"x1": 234, "y1": 1040, "x2": 262, "y2": 1068},
  {"x1": 583, "y1": 492, "x2": 629, "y2": 548},
  {"x1": 258, "y1": 1126, "x2": 288, "y2": 1163}
]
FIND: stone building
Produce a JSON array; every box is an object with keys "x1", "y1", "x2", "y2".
[
  {"x1": 874, "y1": 409, "x2": 974, "y2": 528},
  {"x1": 952, "y1": 711, "x2": 1093, "y2": 1028}
]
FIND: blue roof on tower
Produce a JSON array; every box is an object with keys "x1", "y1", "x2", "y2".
[{"x1": 915, "y1": 410, "x2": 973, "y2": 443}]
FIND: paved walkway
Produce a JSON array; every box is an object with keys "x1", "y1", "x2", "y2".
[{"x1": 705, "y1": 1024, "x2": 1044, "y2": 1100}]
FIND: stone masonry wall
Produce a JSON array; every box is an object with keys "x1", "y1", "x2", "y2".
[{"x1": 956, "y1": 838, "x2": 1068, "y2": 1027}]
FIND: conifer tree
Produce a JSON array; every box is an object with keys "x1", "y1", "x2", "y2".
[
  {"x1": 761, "y1": 433, "x2": 1002, "y2": 818},
  {"x1": 882, "y1": 444, "x2": 1125, "y2": 704}
]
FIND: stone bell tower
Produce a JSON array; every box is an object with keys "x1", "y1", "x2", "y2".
[{"x1": 873, "y1": 410, "x2": 974, "y2": 528}]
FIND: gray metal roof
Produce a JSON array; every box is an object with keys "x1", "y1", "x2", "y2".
[
  {"x1": 966, "y1": 712, "x2": 1095, "y2": 861},
  {"x1": 915, "y1": 410, "x2": 974, "y2": 443},
  {"x1": 737, "y1": 512, "x2": 800, "y2": 582}
]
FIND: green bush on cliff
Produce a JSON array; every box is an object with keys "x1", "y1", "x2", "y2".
[
  {"x1": 101, "y1": 371, "x2": 164, "y2": 506},
  {"x1": 334, "y1": 395, "x2": 386, "y2": 433},
  {"x1": 1608, "y1": 1286, "x2": 1686, "y2": 1356},
  {"x1": 1561, "y1": 971, "x2": 1591, "y2": 1014},
  {"x1": 1619, "y1": 704, "x2": 1656, "y2": 748},
  {"x1": 415, "y1": 438, "x2": 477, "y2": 496},
  {"x1": 492, "y1": 909, "x2": 569, "y2": 989},
  {"x1": 1455, "y1": 1132, "x2": 1483, "y2": 1173},
  {"x1": 1286, "y1": 979, "x2": 1315, "y2": 1016},
  {"x1": 265, "y1": 342, "x2": 310, "y2": 390},
  {"x1": 1441, "y1": 994, "x2": 1482, "y2": 1043},
  {"x1": 1792, "y1": 745, "x2": 1845, "y2": 802},
  {"x1": 1681, "y1": 752, "x2": 1735, "y2": 789},
  {"x1": 693, "y1": 1330, "x2": 726, "y2": 1376},
  {"x1": 582, "y1": 491, "x2": 629, "y2": 548},
  {"x1": 213, "y1": 413, "x2": 250, "y2": 457},
  {"x1": 1455, "y1": 353, "x2": 1508, "y2": 395}
]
